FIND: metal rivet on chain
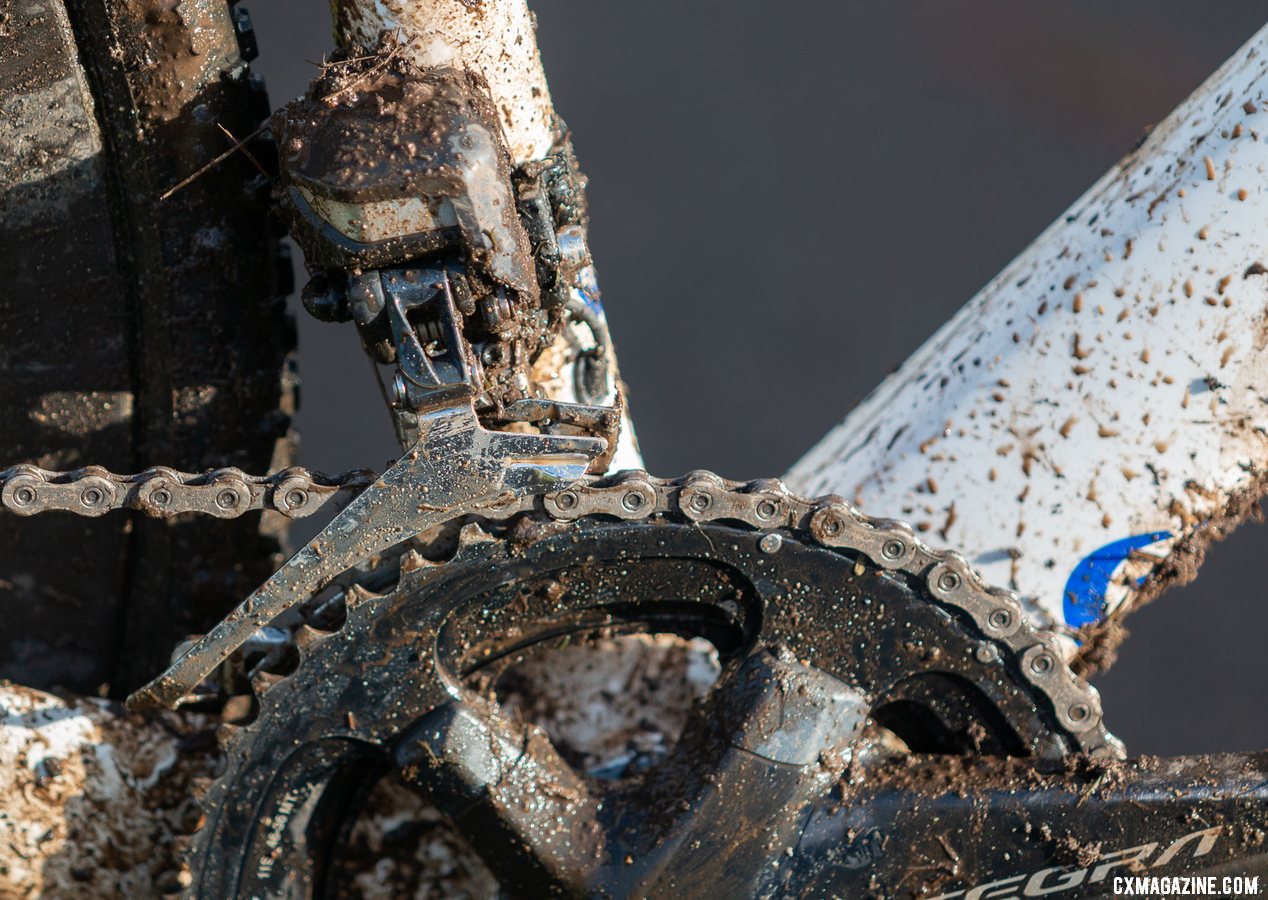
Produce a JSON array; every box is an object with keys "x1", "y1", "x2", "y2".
[
  {"x1": 621, "y1": 491, "x2": 644, "y2": 512},
  {"x1": 810, "y1": 509, "x2": 845, "y2": 541},
  {"x1": 73, "y1": 476, "x2": 115, "y2": 516},
  {"x1": 3, "y1": 473, "x2": 45, "y2": 516},
  {"x1": 275, "y1": 475, "x2": 340, "y2": 519},
  {"x1": 881, "y1": 539, "x2": 905, "y2": 560},
  {"x1": 755, "y1": 499, "x2": 779, "y2": 520},
  {"x1": 936, "y1": 571, "x2": 961, "y2": 592},
  {"x1": 136, "y1": 477, "x2": 178, "y2": 517},
  {"x1": 1067, "y1": 703, "x2": 1091, "y2": 724},
  {"x1": 758, "y1": 532, "x2": 783, "y2": 554},
  {"x1": 689, "y1": 492, "x2": 711, "y2": 513},
  {"x1": 1029, "y1": 652, "x2": 1055, "y2": 676},
  {"x1": 543, "y1": 488, "x2": 586, "y2": 520},
  {"x1": 202, "y1": 476, "x2": 249, "y2": 517},
  {"x1": 987, "y1": 608, "x2": 1013, "y2": 630}
]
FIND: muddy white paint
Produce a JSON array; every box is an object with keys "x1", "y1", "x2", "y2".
[
  {"x1": 332, "y1": 0, "x2": 556, "y2": 165},
  {"x1": 788, "y1": 27, "x2": 1268, "y2": 635}
]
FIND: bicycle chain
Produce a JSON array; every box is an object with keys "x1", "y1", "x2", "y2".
[
  {"x1": 0, "y1": 459, "x2": 1122, "y2": 759},
  {"x1": 0, "y1": 463, "x2": 375, "y2": 519}
]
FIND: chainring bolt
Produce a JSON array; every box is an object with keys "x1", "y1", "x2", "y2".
[
  {"x1": 974, "y1": 642, "x2": 999, "y2": 663},
  {"x1": 758, "y1": 532, "x2": 783, "y2": 554}
]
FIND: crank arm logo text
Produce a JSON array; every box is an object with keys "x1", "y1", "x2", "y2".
[{"x1": 929, "y1": 826, "x2": 1237, "y2": 899}]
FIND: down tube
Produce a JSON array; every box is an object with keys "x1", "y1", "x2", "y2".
[{"x1": 787, "y1": 25, "x2": 1268, "y2": 642}]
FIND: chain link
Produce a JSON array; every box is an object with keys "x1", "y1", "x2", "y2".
[{"x1": 0, "y1": 464, "x2": 376, "y2": 519}]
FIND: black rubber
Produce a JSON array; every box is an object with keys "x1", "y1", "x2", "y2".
[{"x1": 0, "y1": 0, "x2": 295, "y2": 694}]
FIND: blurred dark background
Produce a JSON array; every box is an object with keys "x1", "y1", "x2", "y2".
[{"x1": 246, "y1": 2, "x2": 1268, "y2": 756}]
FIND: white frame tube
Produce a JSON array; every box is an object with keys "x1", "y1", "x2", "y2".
[
  {"x1": 788, "y1": 25, "x2": 1268, "y2": 639},
  {"x1": 332, "y1": 0, "x2": 556, "y2": 165}
]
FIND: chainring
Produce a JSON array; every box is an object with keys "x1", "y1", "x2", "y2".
[{"x1": 188, "y1": 474, "x2": 1119, "y2": 897}]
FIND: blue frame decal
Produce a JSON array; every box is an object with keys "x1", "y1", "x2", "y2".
[{"x1": 1062, "y1": 531, "x2": 1171, "y2": 628}]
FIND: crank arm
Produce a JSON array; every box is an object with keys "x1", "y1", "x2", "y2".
[
  {"x1": 127, "y1": 400, "x2": 605, "y2": 711},
  {"x1": 394, "y1": 642, "x2": 1268, "y2": 897}
]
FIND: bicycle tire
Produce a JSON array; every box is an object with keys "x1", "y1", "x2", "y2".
[{"x1": 0, "y1": 0, "x2": 295, "y2": 694}]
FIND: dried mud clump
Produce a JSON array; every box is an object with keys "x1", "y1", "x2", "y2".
[
  {"x1": 0, "y1": 683, "x2": 219, "y2": 897},
  {"x1": 1073, "y1": 470, "x2": 1268, "y2": 677}
]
